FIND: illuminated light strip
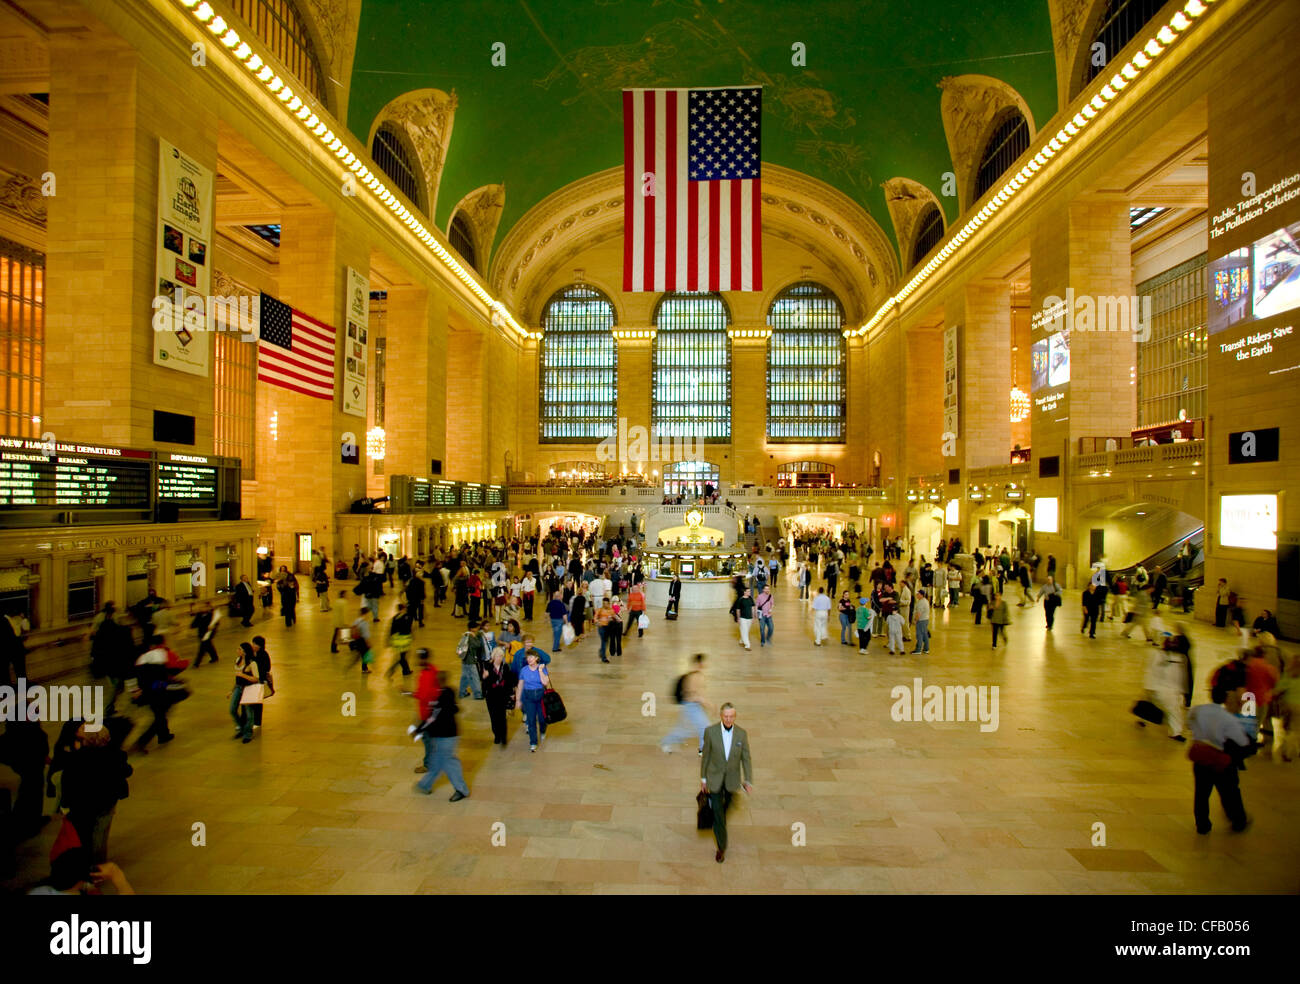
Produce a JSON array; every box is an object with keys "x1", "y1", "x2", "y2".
[
  {"x1": 170, "y1": 0, "x2": 529, "y2": 339},
  {"x1": 845, "y1": 0, "x2": 1218, "y2": 339}
]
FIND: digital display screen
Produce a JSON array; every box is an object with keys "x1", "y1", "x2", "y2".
[
  {"x1": 1219, "y1": 494, "x2": 1277, "y2": 550},
  {"x1": 411, "y1": 482, "x2": 432, "y2": 507},
  {"x1": 157, "y1": 461, "x2": 218, "y2": 505},
  {"x1": 432, "y1": 484, "x2": 458, "y2": 507},
  {"x1": 0, "y1": 450, "x2": 152, "y2": 508}
]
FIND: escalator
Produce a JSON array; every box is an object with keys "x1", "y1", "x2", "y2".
[{"x1": 1109, "y1": 527, "x2": 1204, "y2": 604}]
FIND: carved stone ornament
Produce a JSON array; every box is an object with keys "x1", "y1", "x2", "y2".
[
  {"x1": 0, "y1": 170, "x2": 47, "y2": 226},
  {"x1": 938, "y1": 75, "x2": 1036, "y2": 211},
  {"x1": 372, "y1": 89, "x2": 459, "y2": 215},
  {"x1": 452, "y1": 184, "x2": 506, "y2": 271},
  {"x1": 881, "y1": 177, "x2": 945, "y2": 268}
]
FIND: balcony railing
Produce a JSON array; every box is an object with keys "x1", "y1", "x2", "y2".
[
  {"x1": 966, "y1": 462, "x2": 1031, "y2": 485},
  {"x1": 507, "y1": 483, "x2": 893, "y2": 503},
  {"x1": 1075, "y1": 439, "x2": 1205, "y2": 475}
]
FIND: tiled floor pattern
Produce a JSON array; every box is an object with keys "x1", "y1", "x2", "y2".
[{"x1": 6, "y1": 576, "x2": 1299, "y2": 894}]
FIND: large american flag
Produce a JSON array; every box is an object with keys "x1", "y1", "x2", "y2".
[
  {"x1": 257, "y1": 292, "x2": 336, "y2": 401},
  {"x1": 623, "y1": 86, "x2": 762, "y2": 292}
]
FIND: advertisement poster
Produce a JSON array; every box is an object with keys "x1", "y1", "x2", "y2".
[
  {"x1": 153, "y1": 140, "x2": 214, "y2": 376},
  {"x1": 943, "y1": 324, "x2": 958, "y2": 438},
  {"x1": 343, "y1": 267, "x2": 369, "y2": 418}
]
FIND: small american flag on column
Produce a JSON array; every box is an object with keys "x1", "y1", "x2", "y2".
[
  {"x1": 257, "y1": 292, "x2": 337, "y2": 401},
  {"x1": 623, "y1": 86, "x2": 762, "y2": 293}
]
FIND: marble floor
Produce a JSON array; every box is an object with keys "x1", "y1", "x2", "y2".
[{"x1": 5, "y1": 574, "x2": 1299, "y2": 895}]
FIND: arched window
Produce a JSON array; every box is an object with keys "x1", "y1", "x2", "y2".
[
  {"x1": 663, "y1": 460, "x2": 720, "y2": 497},
  {"x1": 448, "y1": 212, "x2": 477, "y2": 272},
  {"x1": 1085, "y1": 0, "x2": 1167, "y2": 86},
  {"x1": 228, "y1": 0, "x2": 328, "y2": 109},
  {"x1": 911, "y1": 205, "x2": 945, "y2": 269},
  {"x1": 652, "y1": 292, "x2": 731, "y2": 441},
  {"x1": 974, "y1": 110, "x2": 1030, "y2": 201},
  {"x1": 766, "y1": 282, "x2": 846, "y2": 443},
  {"x1": 371, "y1": 122, "x2": 424, "y2": 215},
  {"x1": 539, "y1": 285, "x2": 617, "y2": 443}
]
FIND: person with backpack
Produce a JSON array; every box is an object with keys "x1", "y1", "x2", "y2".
[
  {"x1": 313, "y1": 565, "x2": 330, "y2": 612},
  {"x1": 661, "y1": 653, "x2": 708, "y2": 754},
  {"x1": 457, "y1": 620, "x2": 486, "y2": 700},
  {"x1": 404, "y1": 567, "x2": 426, "y2": 627},
  {"x1": 755, "y1": 584, "x2": 774, "y2": 647},
  {"x1": 384, "y1": 603, "x2": 415, "y2": 683},
  {"x1": 1189, "y1": 661, "x2": 1255, "y2": 834},
  {"x1": 730, "y1": 587, "x2": 755, "y2": 651},
  {"x1": 414, "y1": 665, "x2": 470, "y2": 802}
]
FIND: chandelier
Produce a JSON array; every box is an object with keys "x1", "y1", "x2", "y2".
[
  {"x1": 367, "y1": 426, "x2": 386, "y2": 459},
  {"x1": 1009, "y1": 386, "x2": 1030, "y2": 423}
]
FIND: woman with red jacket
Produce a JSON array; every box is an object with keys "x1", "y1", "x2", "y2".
[
  {"x1": 624, "y1": 583, "x2": 647, "y2": 638},
  {"x1": 413, "y1": 653, "x2": 469, "y2": 801},
  {"x1": 467, "y1": 570, "x2": 484, "y2": 623}
]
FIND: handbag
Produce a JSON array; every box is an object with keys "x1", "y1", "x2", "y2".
[
  {"x1": 561, "y1": 623, "x2": 576, "y2": 646},
  {"x1": 541, "y1": 687, "x2": 567, "y2": 724},
  {"x1": 1188, "y1": 741, "x2": 1232, "y2": 770},
  {"x1": 1131, "y1": 699, "x2": 1164, "y2": 725},
  {"x1": 696, "y1": 790, "x2": 714, "y2": 830},
  {"x1": 638, "y1": 613, "x2": 650, "y2": 630},
  {"x1": 239, "y1": 683, "x2": 265, "y2": 705}
]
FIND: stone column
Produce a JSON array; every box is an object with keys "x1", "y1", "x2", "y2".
[
  {"x1": 729, "y1": 329, "x2": 767, "y2": 485},
  {"x1": 384, "y1": 285, "x2": 448, "y2": 480},
  {"x1": 44, "y1": 29, "x2": 217, "y2": 449}
]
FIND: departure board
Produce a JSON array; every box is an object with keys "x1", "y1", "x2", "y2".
[
  {"x1": 0, "y1": 449, "x2": 152, "y2": 508},
  {"x1": 411, "y1": 482, "x2": 432, "y2": 507},
  {"x1": 157, "y1": 460, "x2": 218, "y2": 505},
  {"x1": 432, "y1": 484, "x2": 458, "y2": 507}
]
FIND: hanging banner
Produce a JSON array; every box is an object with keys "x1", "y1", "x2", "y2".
[
  {"x1": 153, "y1": 140, "x2": 214, "y2": 376},
  {"x1": 943, "y1": 324, "x2": 958, "y2": 438},
  {"x1": 343, "y1": 267, "x2": 369, "y2": 418}
]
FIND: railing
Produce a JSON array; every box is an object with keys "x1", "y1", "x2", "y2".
[
  {"x1": 907, "y1": 473, "x2": 946, "y2": 489},
  {"x1": 1074, "y1": 439, "x2": 1205, "y2": 475},
  {"x1": 966, "y1": 462, "x2": 1031, "y2": 484},
  {"x1": 508, "y1": 484, "x2": 894, "y2": 504},
  {"x1": 725, "y1": 485, "x2": 891, "y2": 501}
]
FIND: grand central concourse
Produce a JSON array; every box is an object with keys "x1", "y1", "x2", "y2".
[{"x1": 0, "y1": 0, "x2": 1298, "y2": 898}]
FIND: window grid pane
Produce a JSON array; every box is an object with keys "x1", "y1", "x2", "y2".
[
  {"x1": 663, "y1": 459, "x2": 720, "y2": 497},
  {"x1": 653, "y1": 293, "x2": 731, "y2": 441},
  {"x1": 0, "y1": 239, "x2": 45, "y2": 440},
  {"x1": 540, "y1": 286, "x2": 618, "y2": 443},
  {"x1": 975, "y1": 112, "x2": 1030, "y2": 200},
  {"x1": 1136, "y1": 253, "x2": 1207, "y2": 427},
  {"x1": 228, "y1": 0, "x2": 327, "y2": 106},
  {"x1": 766, "y1": 283, "x2": 846, "y2": 442}
]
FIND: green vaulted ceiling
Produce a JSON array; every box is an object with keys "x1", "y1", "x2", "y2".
[{"x1": 347, "y1": 0, "x2": 1057, "y2": 257}]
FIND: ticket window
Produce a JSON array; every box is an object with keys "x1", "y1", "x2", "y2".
[
  {"x1": 0, "y1": 564, "x2": 37, "y2": 628},
  {"x1": 125, "y1": 554, "x2": 153, "y2": 606},
  {"x1": 174, "y1": 548, "x2": 198, "y2": 600},
  {"x1": 214, "y1": 544, "x2": 233, "y2": 595},
  {"x1": 66, "y1": 559, "x2": 99, "y2": 622}
]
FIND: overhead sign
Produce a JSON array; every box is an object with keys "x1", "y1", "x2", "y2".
[{"x1": 153, "y1": 140, "x2": 215, "y2": 376}]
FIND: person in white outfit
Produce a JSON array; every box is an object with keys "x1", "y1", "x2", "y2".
[
  {"x1": 898, "y1": 581, "x2": 913, "y2": 642},
  {"x1": 811, "y1": 588, "x2": 831, "y2": 646},
  {"x1": 885, "y1": 609, "x2": 905, "y2": 655},
  {"x1": 1142, "y1": 632, "x2": 1193, "y2": 739}
]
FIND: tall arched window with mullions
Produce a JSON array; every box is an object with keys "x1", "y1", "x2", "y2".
[
  {"x1": 539, "y1": 285, "x2": 617, "y2": 442},
  {"x1": 652, "y1": 292, "x2": 731, "y2": 441},
  {"x1": 766, "y1": 282, "x2": 846, "y2": 442}
]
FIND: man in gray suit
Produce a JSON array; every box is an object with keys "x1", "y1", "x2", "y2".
[{"x1": 700, "y1": 702, "x2": 754, "y2": 863}]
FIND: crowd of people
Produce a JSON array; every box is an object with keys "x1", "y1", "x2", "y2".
[{"x1": 3, "y1": 519, "x2": 1296, "y2": 887}]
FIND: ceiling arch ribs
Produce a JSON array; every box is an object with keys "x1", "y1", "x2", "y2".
[
  {"x1": 939, "y1": 74, "x2": 1037, "y2": 214},
  {"x1": 882, "y1": 177, "x2": 948, "y2": 275},
  {"x1": 366, "y1": 87, "x2": 458, "y2": 220}
]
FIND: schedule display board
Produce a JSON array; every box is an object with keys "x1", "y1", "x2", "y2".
[
  {"x1": 0, "y1": 440, "x2": 153, "y2": 509},
  {"x1": 157, "y1": 455, "x2": 219, "y2": 506}
]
